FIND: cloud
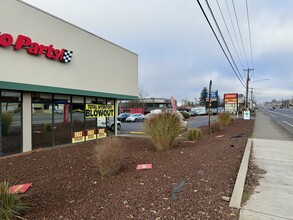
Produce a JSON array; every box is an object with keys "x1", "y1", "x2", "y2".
[{"x1": 23, "y1": 0, "x2": 293, "y2": 103}]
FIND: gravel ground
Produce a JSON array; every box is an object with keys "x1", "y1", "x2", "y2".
[{"x1": 0, "y1": 118, "x2": 254, "y2": 219}]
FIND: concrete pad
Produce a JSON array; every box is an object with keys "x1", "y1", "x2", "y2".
[{"x1": 240, "y1": 139, "x2": 293, "y2": 220}]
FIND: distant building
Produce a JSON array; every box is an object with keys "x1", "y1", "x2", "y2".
[{"x1": 120, "y1": 98, "x2": 175, "y2": 114}]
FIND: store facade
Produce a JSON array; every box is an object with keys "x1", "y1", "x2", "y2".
[{"x1": 0, "y1": 0, "x2": 138, "y2": 156}]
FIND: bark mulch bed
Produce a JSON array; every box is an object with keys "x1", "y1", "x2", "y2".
[{"x1": 0, "y1": 118, "x2": 254, "y2": 219}]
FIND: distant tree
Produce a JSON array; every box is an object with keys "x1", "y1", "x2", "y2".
[
  {"x1": 199, "y1": 87, "x2": 207, "y2": 106},
  {"x1": 124, "y1": 85, "x2": 149, "y2": 108},
  {"x1": 218, "y1": 95, "x2": 224, "y2": 107}
]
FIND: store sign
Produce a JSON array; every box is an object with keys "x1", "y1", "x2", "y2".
[
  {"x1": 0, "y1": 32, "x2": 73, "y2": 63},
  {"x1": 85, "y1": 104, "x2": 114, "y2": 118},
  {"x1": 224, "y1": 93, "x2": 238, "y2": 113},
  {"x1": 243, "y1": 111, "x2": 250, "y2": 120},
  {"x1": 72, "y1": 131, "x2": 84, "y2": 143},
  {"x1": 97, "y1": 128, "x2": 107, "y2": 139},
  {"x1": 86, "y1": 129, "x2": 96, "y2": 141}
]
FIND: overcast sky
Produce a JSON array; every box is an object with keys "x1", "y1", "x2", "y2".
[{"x1": 23, "y1": 0, "x2": 293, "y2": 104}]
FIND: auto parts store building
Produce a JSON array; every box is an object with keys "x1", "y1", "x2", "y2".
[{"x1": 0, "y1": 0, "x2": 138, "y2": 156}]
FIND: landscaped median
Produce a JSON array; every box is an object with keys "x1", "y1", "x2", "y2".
[{"x1": 0, "y1": 117, "x2": 254, "y2": 219}]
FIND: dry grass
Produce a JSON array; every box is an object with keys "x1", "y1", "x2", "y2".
[
  {"x1": 218, "y1": 112, "x2": 232, "y2": 126},
  {"x1": 144, "y1": 112, "x2": 182, "y2": 151},
  {"x1": 187, "y1": 128, "x2": 202, "y2": 141},
  {"x1": 0, "y1": 180, "x2": 30, "y2": 220},
  {"x1": 95, "y1": 137, "x2": 124, "y2": 176}
]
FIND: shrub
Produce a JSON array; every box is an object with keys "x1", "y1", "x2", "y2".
[
  {"x1": 210, "y1": 122, "x2": 221, "y2": 133},
  {"x1": 95, "y1": 137, "x2": 124, "y2": 176},
  {"x1": 180, "y1": 111, "x2": 190, "y2": 119},
  {"x1": 43, "y1": 123, "x2": 52, "y2": 132},
  {"x1": 0, "y1": 180, "x2": 30, "y2": 220},
  {"x1": 218, "y1": 112, "x2": 232, "y2": 125},
  {"x1": 144, "y1": 112, "x2": 182, "y2": 151},
  {"x1": 1, "y1": 112, "x2": 12, "y2": 136},
  {"x1": 187, "y1": 128, "x2": 202, "y2": 141}
]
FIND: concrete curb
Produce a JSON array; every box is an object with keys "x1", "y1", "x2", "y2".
[
  {"x1": 229, "y1": 138, "x2": 252, "y2": 208},
  {"x1": 129, "y1": 131, "x2": 145, "y2": 135}
]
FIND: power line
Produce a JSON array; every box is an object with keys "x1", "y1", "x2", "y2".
[
  {"x1": 225, "y1": 0, "x2": 247, "y2": 80},
  {"x1": 196, "y1": 0, "x2": 246, "y2": 88},
  {"x1": 246, "y1": 0, "x2": 254, "y2": 69},
  {"x1": 216, "y1": 0, "x2": 244, "y2": 69},
  {"x1": 231, "y1": 0, "x2": 249, "y2": 68},
  {"x1": 205, "y1": 0, "x2": 245, "y2": 84}
]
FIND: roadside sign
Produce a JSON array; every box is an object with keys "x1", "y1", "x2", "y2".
[{"x1": 243, "y1": 111, "x2": 250, "y2": 120}]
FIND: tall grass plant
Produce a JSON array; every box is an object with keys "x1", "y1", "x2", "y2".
[{"x1": 144, "y1": 112, "x2": 182, "y2": 151}]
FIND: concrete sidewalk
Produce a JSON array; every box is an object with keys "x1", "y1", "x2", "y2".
[{"x1": 239, "y1": 110, "x2": 293, "y2": 220}]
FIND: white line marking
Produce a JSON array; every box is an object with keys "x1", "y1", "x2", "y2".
[
  {"x1": 270, "y1": 114, "x2": 276, "y2": 118},
  {"x1": 283, "y1": 120, "x2": 293, "y2": 127},
  {"x1": 270, "y1": 111, "x2": 293, "y2": 119}
]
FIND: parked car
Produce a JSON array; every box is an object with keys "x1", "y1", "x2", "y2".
[
  {"x1": 108, "y1": 119, "x2": 121, "y2": 131},
  {"x1": 98, "y1": 117, "x2": 121, "y2": 131},
  {"x1": 117, "y1": 113, "x2": 131, "y2": 122},
  {"x1": 145, "y1": 111, "x2": 187, "y2": 131},
  {"x1": 125, "y1": 113, "x2": 145, "y2": 122},
  {"x1": 189, "y1": 110, "x2": 197, "y2": 117}
]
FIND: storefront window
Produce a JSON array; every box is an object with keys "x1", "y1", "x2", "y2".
[
  {"x1": 54, "y1": 95, "x2": 71, "y2": 145},
  {"x1": 85, "y1": 97, "x2": 97, "y2": 141},
  {"x1": 107, "y1": 99, "x2": 115, "y2": 135},
  {"x1": 32, "y1": 93, "x2": 53, "y2": 149},
  {"x1": 72, "y1": 96, "x2": 85, "y2": 143},
  {"x1": 0, "y1": 90, "x2": 22, "y2": 155}
]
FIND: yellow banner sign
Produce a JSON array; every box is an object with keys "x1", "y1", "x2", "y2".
[{"x1": 85, "y1": 104, "x2": 114, "y2": 118}]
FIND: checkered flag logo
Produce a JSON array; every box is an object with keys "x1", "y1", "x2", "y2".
[{"x1": 61, "y1": 50, "x2": 73, "y2": 63}]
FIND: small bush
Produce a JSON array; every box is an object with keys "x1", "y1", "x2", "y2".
[
  {"x1": 0, "y1": 180, "x2": 30, "y2": 220},
  {"x1": 95, "y1": 137, "x2": 124, "y2": 176},
  {"x1": 210, "y1": 122, "x2": 221, "y2": 133},
  {"x1": 43, "y1": 123, "x2": 52, "y2": 132},
  {"x1": 218, "y1": 112, "x2": 232, "y2": 125},
  {"x1": 144, "y1": 112, "x2": 182, "y2": 151},
  {"x1": 1, "y1": 112, "x2": 12, "y2": 136},
  {"x1": 180, "y1": 111, "x2": 190, "y2": 119},
  {"x1": 187, "y1": 128, "x2": 202, "y2": 141}
]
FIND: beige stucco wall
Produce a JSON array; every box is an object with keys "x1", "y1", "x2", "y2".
[{"x1": 0, "y1": 0, "x2": 138, "y2": 98}]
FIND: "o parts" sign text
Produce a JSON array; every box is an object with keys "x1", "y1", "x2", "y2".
[{"x1": 0, "y1": 32, "x2": 73, "y2": 63}]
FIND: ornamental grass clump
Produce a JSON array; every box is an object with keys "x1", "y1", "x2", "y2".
[
  {"x1": 210, "y1": 122, "x2": 221, "y2": 133},
  {"x1": 0, "y1": 180, "x2": 30, "y2": 220},
  {"x1": 187, "y1": 128, "x2": 202, "y2": 141},
  {"x1": 218, "y1": 112, "x2": 232, "y2": 126},
  {"x1": 95, "y1": 137, "x2": 124, "y2": 177},
  {"x1": 144, "y1": 112, "x2": 182, "y2": 151},
  {"x1": 1, "y1": 112, "x2": 12, "y2": 136}
]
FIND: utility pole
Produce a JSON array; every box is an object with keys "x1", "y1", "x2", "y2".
[
  {"x1": 244, "y1": 68, "x2": 254, "y2": 109},
  {"x1": 208, "y1": 80, "x2": 212, "y2": 130},
  {"x1": 250, "y1": 88, "x2": 254, "y2": 110}
]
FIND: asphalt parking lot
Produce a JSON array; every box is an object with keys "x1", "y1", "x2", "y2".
[{"x1": 118, "y1": 115, "x2": 217, "y2": 134}]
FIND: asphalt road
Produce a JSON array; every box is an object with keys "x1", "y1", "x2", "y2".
[
  {"x1": 119, "y1": 115, "x2": 217, "y2": 134},
  {"x1": 260, "y1": 107, "x2": 293, "y2": 136}
]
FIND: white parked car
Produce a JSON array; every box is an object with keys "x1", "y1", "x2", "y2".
[
  {"x1": 125, "y1": 113, "x2": 145, "y2": 122},
  {"x1": 97, "y1": 117, "x2": 121, "y2": 131},
  {"x1": 107, "y1": 118, "x2": 121, "y2": 131},
  {"x1": 145, "y1": 111, "x2": 187, "y2": 130}
]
